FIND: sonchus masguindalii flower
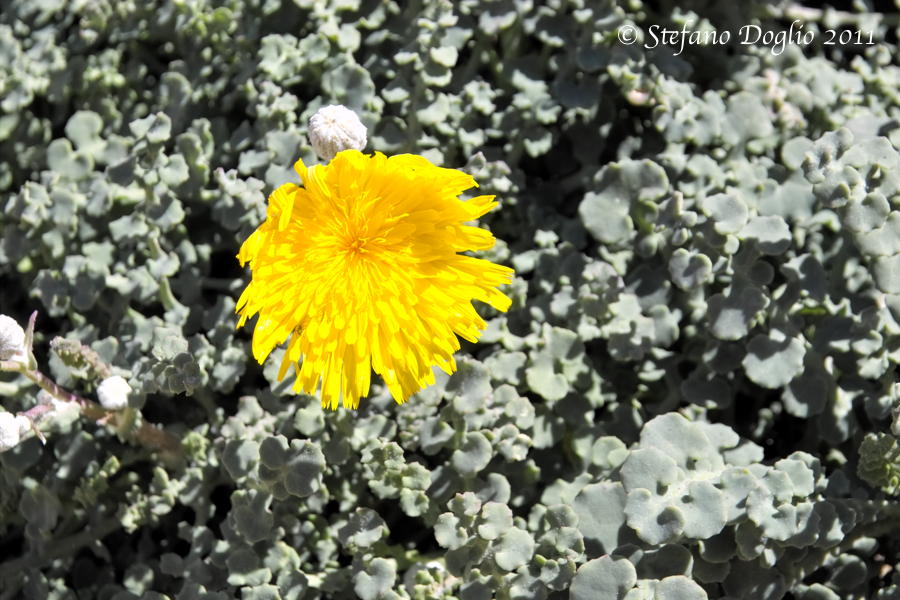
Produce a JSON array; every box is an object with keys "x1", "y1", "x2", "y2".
[{"x1": 236, "y1": 150, "x2": 515, "y2": 409}]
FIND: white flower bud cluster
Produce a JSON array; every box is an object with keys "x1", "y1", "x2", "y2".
[
  {"x1": 307, "y1": 104, "x2": 367, "y2": 161},
  {"x1": 0, "y1": 314, "x2": 28, "y2": 365},
  {"x1": 97, "y1": 375, "x2": 132, "y2": 411},
  {"x1": 0, "y1": 412, "x2": 31, "y2": 452}
]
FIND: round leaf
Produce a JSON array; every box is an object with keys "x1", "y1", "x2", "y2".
[{"x1": 570, "y1": 556, "x2": 637, "y2": 600}]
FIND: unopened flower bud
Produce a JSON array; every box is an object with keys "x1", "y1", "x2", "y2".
[
  {"x1": 0, "y1": 412, "x2": 20, "y2": 451},
  {"x1": 97, "y1": 375, "x2": 132, "y2": 411},
  {"x1": 308, "y1": 104, "x2": 367, "y2": 161},
  {"x1": 15, "y1": 415, "x2": 30, "y2": 436},
  {"x1": 0, "y1": 314, "x2": 27, "y2": 365}
]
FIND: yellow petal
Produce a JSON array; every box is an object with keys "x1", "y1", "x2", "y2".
[{"x1": 235, "y1": 150, "x2": 515, "y2": 409}]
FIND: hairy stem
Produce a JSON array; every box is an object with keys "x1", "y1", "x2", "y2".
[{"x1": 3, "y1": 362, "x2": 182, "y2": 463}]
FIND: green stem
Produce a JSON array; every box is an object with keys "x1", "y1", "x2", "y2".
[
  {"x1": 0, "y1": 516, "x2": 123, "y2": 598},
  {"x1": 2, "y1": 362, "x2": 181, "y2": 463},
  {"x1": 372, "y1": 540, "x2": 442, "y2": 570},
  {"x1": 407, "y1": 76, "x2": 425, "y2": 153},
  {"x1": 202, "y1": 277, "x2": 243, "y2": 292},
  {"x1": 21, "y1": 367, "x2": 98, "y2": 414},
  {"x1": 2, "y1": 313, "x2": 182, "y2": 461},
  {"x1": 147, "y1": 235, "x2": 179, "y2": 312}
]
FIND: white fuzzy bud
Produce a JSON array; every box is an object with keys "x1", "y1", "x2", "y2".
[
  {"x1": 15, "y1": 415, "x2": 31, "y2": 436},
  {"x1": 0, "y1": 412, "x2": 20, "y2": 451},
  {"x1": 97, "y1": 375, "x2": 132, "y2": 411},
  {"x1": 39, "y1": 390, "x2": 81, "y2": 425},
  {"x1": 0, "y1": 314, "x2": 27, "y2": 365},
  {"x1": 307, "y1": 104, "x2": 367, "y2": 161}
]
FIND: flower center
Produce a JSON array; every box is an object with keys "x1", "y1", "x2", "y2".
[{"x1": 343, "y1": 236, "x2": 368, "y2": 257}]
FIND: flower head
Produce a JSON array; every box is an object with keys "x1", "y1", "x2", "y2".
[{"x1": 236, "y1": 150, "x2": 514, "y2": 409}]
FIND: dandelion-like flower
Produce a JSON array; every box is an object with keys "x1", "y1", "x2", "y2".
[{"x1": 236, "y1": 150, "x2": 514, "y2": 409}]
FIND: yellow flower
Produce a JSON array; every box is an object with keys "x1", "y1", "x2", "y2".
[{"x1": 236, "y1": 150, "x2": 514, "y2": 409}]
